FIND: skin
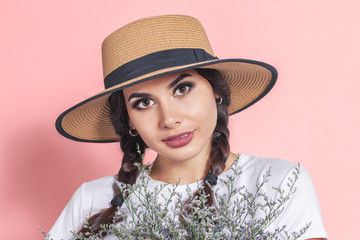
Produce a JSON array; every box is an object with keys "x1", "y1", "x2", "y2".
[{"x1": 123, "y1": 69, "x2": 237, "y2": 184}]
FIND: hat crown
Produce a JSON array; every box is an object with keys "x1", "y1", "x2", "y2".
[{"x1": 101, "y1": 15, "x2": 214, "y2": 78}]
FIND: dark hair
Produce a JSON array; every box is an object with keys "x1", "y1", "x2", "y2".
[{"x1": 78, "y1": 68, "x2": 231, "y2": 237}]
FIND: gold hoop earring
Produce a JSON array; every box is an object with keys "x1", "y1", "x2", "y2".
[{"x1": 129, "y1": 128, "x2": 138, "y2": 137}]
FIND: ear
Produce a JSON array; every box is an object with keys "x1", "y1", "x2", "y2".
[
  {"x1": 213, "y1": 91, "x2": 220, "y2": 99},
  {"x1": 128, "y1": 119, "x2": 135, "y2": 129}
]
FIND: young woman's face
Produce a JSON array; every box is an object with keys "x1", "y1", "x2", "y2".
[{"x1": 123, "y1": 69, "x2": 219, "y2": 162}]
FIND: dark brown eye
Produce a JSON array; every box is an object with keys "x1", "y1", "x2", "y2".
[
  {"x1": 174, "y1": 85, "x2": 191, "y2": 96},
  {"x1": 142, "y1": 99, "x2": 150, "y2": 106},
  {"x1": 179, "y1": 86, "x2": 186, "y2": 93},
  {"x1": 137, "y1": 98, "x2": 154, "y2": 109}
]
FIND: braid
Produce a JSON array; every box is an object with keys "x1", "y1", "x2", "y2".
[
  {"x1": 77, "y1": 91, "x2": 146, "y2": 237},
  {"x1": 113, "y1": 91, "x2": 146, "y2": 185},
  {"x1": 185, "y1": 68, "x2": 231, "y2": 207}
]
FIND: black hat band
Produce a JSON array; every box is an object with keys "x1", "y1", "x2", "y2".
[{"x1": 104, "y1": 48, "x2": 217, "y2": 89}]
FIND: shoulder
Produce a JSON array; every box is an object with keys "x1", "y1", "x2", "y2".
[
  {"x1": 58, "y1": 175, "x2": 116, "y2": 219},
  {"x1": 81, "y1": 175, "x2": 116, "y2": 212},
  {"x1": 233, "y1": 153, "x2": 301, "y2": 188},
  {"x1": 226, "y1": 153, "x2": 319, "y2": 200},
  {"x1": 239, "y1": 153, "x2": 298, "y2": 173},
  {"x1": 232, "y1": 154, "x2": 327, "y2": 238},
  {"x1": 241, "y1": 154, "x2": 315, "y2": 189},
  {"x1": 235, "y1": 152, "x2": 321, "y2": 197},
  {"x1": 48, "y1": 175, "x2": 116, "y2": 239},
  {"x1": 82, "y1": 175, "x2": 116, "y2": 193}
]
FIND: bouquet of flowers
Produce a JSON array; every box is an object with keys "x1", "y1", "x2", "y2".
[{"x1": 42, "y1": 154, "x2": 310, "y2": 239}]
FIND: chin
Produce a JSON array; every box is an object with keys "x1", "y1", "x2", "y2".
[{"x1": 161, "y1": 144, "x2": 209, "y2": 162}]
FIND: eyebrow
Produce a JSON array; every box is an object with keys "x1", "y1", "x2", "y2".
[
  {"x1": 167, "y1": 73, "x2": 192, "y2": 89},
  {"x1": 127, "y1": 73, "x2": 192, "y2": 102},
  {"x1": 128, "y1": 92, "x2": 152, "y2": 102}
]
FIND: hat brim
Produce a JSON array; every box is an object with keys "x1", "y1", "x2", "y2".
[{"x1": 56, "y1": 58, "x2": 277, "y2": 143}]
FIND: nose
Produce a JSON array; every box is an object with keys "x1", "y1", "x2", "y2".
[{"x1": 158, "y1": 100, "x2": 183, "y2": 129}]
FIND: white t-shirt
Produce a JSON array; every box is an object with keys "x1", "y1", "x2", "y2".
[{"x1": 48, "y1": 154, "x2": 328, "y2": 239}]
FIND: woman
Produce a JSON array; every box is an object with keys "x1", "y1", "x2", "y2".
[{"x1": 50, "y1": 15, "x2": 327, "y2": 239}]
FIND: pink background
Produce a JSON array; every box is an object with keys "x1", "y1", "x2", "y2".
[{"x1": 1, "y1": 0, "x2": 359, "y2": 239}]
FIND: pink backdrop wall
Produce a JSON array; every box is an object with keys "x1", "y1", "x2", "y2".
[{"x1": 1, "y1": 0, "x2": 359, "y2": 238}]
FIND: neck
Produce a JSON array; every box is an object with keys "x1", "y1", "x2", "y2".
[
  {"x1": 150, "y1": 148, "x2": 211, "y2": 185},
  {"x1": 149, "y1": 149, "x2": 238, "y2": 185}
]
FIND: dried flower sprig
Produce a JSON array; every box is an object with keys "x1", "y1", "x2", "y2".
[
  {"x1": 42, "y1": 156, "x2": 310, "y2": 240},
  {"x1": 66, "y1": 159, "x2": 309, "y2": 240}
]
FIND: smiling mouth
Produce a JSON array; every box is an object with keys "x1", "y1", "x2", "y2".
[
  {"x1": 163, "y1": 131, "x2": 195, "y2": 148},
  {"x1": 166, "y1": 133, "x2": 190, "y2": 141}
]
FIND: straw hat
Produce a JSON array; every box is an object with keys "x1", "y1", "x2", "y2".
[{"x1": 56, "y1": 15, "x2": 277, "y2": 142}]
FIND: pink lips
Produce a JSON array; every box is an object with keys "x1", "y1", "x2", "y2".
[{"x1": 163, "y1": 131, "x2": 195, "y2": 148}]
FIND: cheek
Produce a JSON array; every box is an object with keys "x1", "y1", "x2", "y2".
[
  {"x1": 128, "y1": 112, "x2": 154, "y2": 132},
  {"x1": 127, "y1": 111, "x2": 158, "y2": 145},
  {"x1": 204, "y1": 102, "x2": 218, "y2": 130},
  {"x1": 186, "y1": 96, "x2": 218, "y2": 130},
  {"x1": 126, "y1": 101, "x2": 156, "y2": 128}
]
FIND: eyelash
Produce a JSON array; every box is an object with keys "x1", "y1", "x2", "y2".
[
  {"x1": 132, "y1": 82, "x2": 194, "y2": 110},
  {"x1": 174, "y1": 82, "x2": 193, "y2": 96},
  {"x1": 133, "y1": 98, "x2": 154, "y2": 110}
]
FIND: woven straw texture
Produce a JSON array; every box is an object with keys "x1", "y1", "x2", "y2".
[{"x1": 102, "y1": 15, "x2": 213, "y2": 78}]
